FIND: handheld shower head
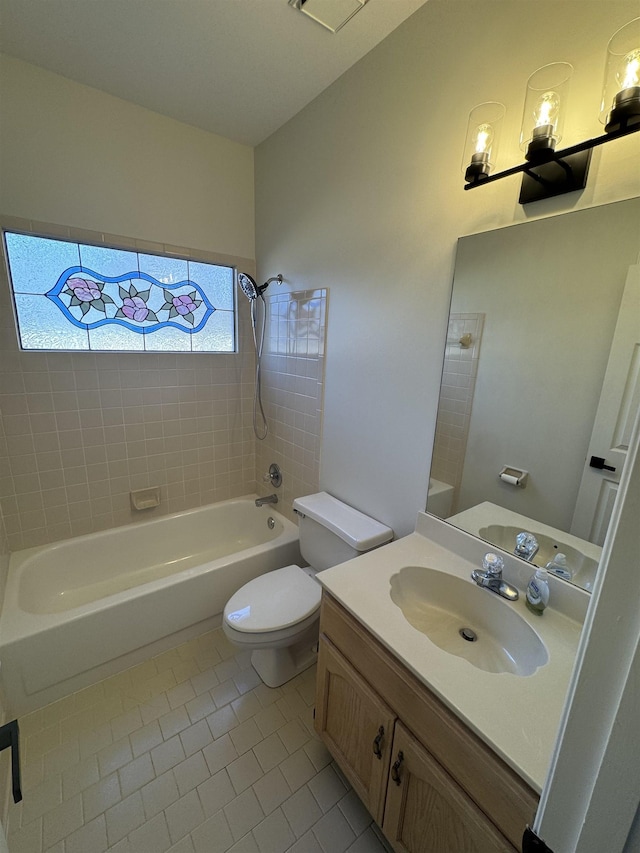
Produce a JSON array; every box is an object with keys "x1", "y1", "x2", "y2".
[
  {"x1": 237, "y1": 272, "x2": 283, "y2": 301},
  {"x1": 238, "y1": 272, "x2": 259, "y2": 301},
  {"x1": 238, "y1": 271, "x2": 284, "y2": 440}
]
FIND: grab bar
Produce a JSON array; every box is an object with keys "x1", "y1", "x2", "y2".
[{"x1": 0, "y1": 720, "x2": 22, "y2": 803}]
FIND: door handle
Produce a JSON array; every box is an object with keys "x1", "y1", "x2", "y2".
[
  {"x1": 589, "y1": 455, "x2": 616, "y2": 472},
  {"x1": 372, "y1": 726, "x2": 385, "y2": 759},
  {"x1": 0, "y1": 720, "x2": 22, "y2": 803},
  {"x1": 391, "y1": 751, "x2": 404, "y2": 785}
]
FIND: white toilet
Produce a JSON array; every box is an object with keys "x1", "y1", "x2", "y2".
[{"x1": 223, "y1": 492, "x2": 393, "y2": 687}]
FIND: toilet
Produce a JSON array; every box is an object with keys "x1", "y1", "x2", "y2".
[{"x1": 223, "y1": 492, "x2": 393, "y2": 687}]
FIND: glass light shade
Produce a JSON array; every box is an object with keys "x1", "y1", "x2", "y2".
[
  {"x1": 600, "y1": 17, "x2": 640, "y2": 132},
  {"x1": 462, "y1": 102, "x2": 505, "y2": 182},
  {"x1": 520, "y1": 63, "x2": 572, "y2": 160}
]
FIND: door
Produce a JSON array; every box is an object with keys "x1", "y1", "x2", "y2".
[
  {"x1": 382, "y1": 723, "x2": 516, "y2": 853},
  {"x1": 314, "y1": 636, "x2": 396, "y2": 825},
  {"x1": 571, "y1": 265, "x2": 640, "y2": 544}
]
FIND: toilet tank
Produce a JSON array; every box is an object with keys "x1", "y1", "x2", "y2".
[{"x1": 292, "y1": 492, "x2": 393, "y2": 572}]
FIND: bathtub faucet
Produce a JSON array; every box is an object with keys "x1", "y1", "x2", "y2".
[{"x1": 255, "y1": 494, "x2": 278, "y2": 507}]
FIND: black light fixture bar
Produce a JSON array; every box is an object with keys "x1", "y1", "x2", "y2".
[{"x1": 464, "y1": 122, "x2": 639, "y2": 198}]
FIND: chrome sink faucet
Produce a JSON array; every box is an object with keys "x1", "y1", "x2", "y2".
[
  {"x1": 255, "y1": 494, "x2": 278, "y2": 507},
  {"x1": 514, "y1": 532, "x2": 539, "y2": 562},
  {"x1": 471, "y1": 553, "x2": 519, "y2": 601}
]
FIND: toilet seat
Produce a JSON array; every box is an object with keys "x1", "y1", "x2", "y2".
[{"x1": 223, "y1": 565, "x2": 321, "y2": 634}]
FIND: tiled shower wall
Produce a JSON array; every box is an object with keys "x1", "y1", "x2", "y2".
[
  {"x1": 430, "y1": 312, "x2": 484, "y2": 512},
  {"x1": 255, "y1": 290, "x2": 326, "y2": 523},
  {"x1": 0, "y1": 218, "x2": 258, "y2": 554}
]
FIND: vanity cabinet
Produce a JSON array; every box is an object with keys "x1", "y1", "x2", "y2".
[{"x1": 314, "y1": 593, "x2": 538, "y2": 853}]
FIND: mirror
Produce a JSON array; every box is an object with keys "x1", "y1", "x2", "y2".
[{"x1": 428, "y1": 197, "x2": 640, "y2": 592}]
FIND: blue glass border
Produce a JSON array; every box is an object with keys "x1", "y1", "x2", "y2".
[{"x1": 46, "y1": 267, "x2": 216, "y2": 334}]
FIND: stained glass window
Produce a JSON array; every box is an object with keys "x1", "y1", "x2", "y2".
[{"x1": 3, "y1": 231, "x2": 236, "y2": 353}]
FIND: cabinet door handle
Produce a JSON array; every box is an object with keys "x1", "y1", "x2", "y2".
[
  {"x1": 391, "y1": 750, "x2": 404, "y2": 785},
  {"x1": 372, "y1": 726, "x2": 385, "y2": 759}
]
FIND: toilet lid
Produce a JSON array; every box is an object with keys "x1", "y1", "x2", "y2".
[{"x1": 224, "y1": 565, "x2": 321, "y2": 633}]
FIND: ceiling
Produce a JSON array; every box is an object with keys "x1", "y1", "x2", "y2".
[{"x1": 0, "y1": 0, "x2": 428, "y2": 147}]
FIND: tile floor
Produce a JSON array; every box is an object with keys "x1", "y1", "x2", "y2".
[{"x1": 7, "y1": 628, "x2": 392, "y2": 853}]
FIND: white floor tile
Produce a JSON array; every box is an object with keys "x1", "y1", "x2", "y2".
[
  {"x1": 180, "y1": 718, "x2": 213, "y2": 757},
  {"x1": 16, "y1": 628, "x2": 380, "y2": 853},
  {"x1": 252, "y1": 808, "x2": 295, "y2": 853},
  {"x1": 279, "y1": 747, "x2": 317, "y2": 792},
  {"x1": 173, "y1": 751, "x2": 210, "y2": 796},
  {"x1": 129, "y1": 720, "x2": 163, "y2": 758},
  {"x1": 229, "y1": 718, "x2": 262, "y2": 755},
  {"x1": 339, "y1": 789, "x2": 375, "y2": 837},
  {"x1": 203, "y1": 733, "x2": 238, "y2": 776},
  {"x1": 140, "y1": 770, "x2": 180, "y2": 820},
  {"x1": 119, "y1": 752, "x2": 155, "y2": 799},
  {"x1": 252, "y1": 766, "x2": 291, "y2": 815},
  {"x1": 105, "y1": 791, "x2": 145, "y2": 846},
  {"x1": 281, "y1": 785, "x2": 322, "y2": 838},
  {"x1": 150, "y1": 734, "x2": 186, "y2": 776},
  {"x1": 164, "y1": 790, "x2": 206, "y2": 845},
  {"x1": 285, "y1": 828, "x2": 324, "y2": 853},
  {"x1": 253, "y1": 732, "x2": 289, "y2": 773},
  {"x1": 64, "y1": 814, "x2": 109, "y2": 853},
  {"x1": 128, "y1": 811, "x2": 173, "y2": 853},
  {"x1": 308, "y1": 764, "x2": 348, "y2": 813},
  {"x1": 312, "y1": 803, "x2": 357, "y2": 853},
  {"x1": 191, "y1": 809, "x2": 234, "y2": 853},
  {"x1": 83, "y1": 773, "x2": 122, "y2": 823},
  {"x1": 8, "y1": 816, "x2": 44, "y2": 853},
  {"x1": 224, "y1": 788, "x2": 265, "y2": 841},
  {"x1": 42, "y1": 794, "x2": 83, "y2": 848}
]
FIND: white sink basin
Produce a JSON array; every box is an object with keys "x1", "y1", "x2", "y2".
[
  {"x1": 478, "y1": 524, "x2": 598, "y2": 591},
  {"x1": 389, "y1": 566, "x2": 548, "y2": 677}
]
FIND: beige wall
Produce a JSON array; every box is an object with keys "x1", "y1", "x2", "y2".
[
  {"x1": 0, "y1": 55, "x2": 255, "y2": 259},
  {"x1": 255, "y1": 0, "x2": 640, "y2": 537}
]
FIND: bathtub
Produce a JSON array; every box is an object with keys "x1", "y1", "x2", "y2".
[
  {"x1": 427, "y1": 477, "x2": 455, "y2": 519},
  {"x1": 0, "y1": 497, "x2": 301, "y2": 714}
]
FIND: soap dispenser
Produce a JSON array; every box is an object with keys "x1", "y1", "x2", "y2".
[
  {"x1": 526, "y1": 566, "x2": 550, "y2": 614},
  {"x1": 545, "y1": 553, "x2": 572, "y2": 581}
]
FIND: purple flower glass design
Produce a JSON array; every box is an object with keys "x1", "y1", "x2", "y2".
[
  {"x1": 172, "y1": 294, "x2": 198, "y2": 315},
  {"x1": 122, "y1": 296, "x2": 151, "y2": 322},
  {"x1": 68, "y1": 277, "x2": 102, "y2": 302},
  {"x1": 160, "y1": 289, "x2": 202, "y2": 326},
  {"x1": 47, "y1": 265, "x2": 217, "y2": 336},
  {"x1": 115, "y1": 283, "x2": 158, "y2": 324},
  {"x1": 62, "y1": 276, "x2": 115, "y2": 316}
]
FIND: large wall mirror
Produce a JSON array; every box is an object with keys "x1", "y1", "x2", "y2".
[{"x1": 427, "y1": 197, "x2": 640, "y2": 593}]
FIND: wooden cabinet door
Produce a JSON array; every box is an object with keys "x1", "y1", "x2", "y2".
[
  {"x1": 315, "y1": 636, "x2": 396, "y2": 825},
  {"x1": 382, "y1": 723, "x2": 516, "y2": 853}
]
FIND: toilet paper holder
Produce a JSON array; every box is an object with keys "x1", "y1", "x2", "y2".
[{"x1": 498, "y1": 466, "x2": 529, "y2": 488}]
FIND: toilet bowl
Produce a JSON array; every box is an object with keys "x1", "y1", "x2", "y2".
[{"x1": 222, "y1": 492, "x2": 393, "y2": 687}]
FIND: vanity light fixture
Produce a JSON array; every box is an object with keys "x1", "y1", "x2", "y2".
[
  {"x1": 462, "y1": 102, "x2": 505, "y2": 185},
  {"x1": 463, "y1": 17, "x2": 640, "y2": 204}
]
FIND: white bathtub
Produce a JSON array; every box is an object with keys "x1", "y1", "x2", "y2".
[{"x1": 0, "y1": 497, "x2": 301, "y2": 714}]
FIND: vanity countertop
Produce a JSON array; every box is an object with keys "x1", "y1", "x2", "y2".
[{"x1": 317, "y1": 512, "x2": 588, "y2": 793}]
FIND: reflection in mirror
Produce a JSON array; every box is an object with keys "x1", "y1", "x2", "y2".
[{"x1": 428, "y1": 198, "x2": 640, "y2": 592}]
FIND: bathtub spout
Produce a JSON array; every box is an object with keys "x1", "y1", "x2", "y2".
[{"x1": 255, "y1": 494, "x2": 278, "y2": 507}]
